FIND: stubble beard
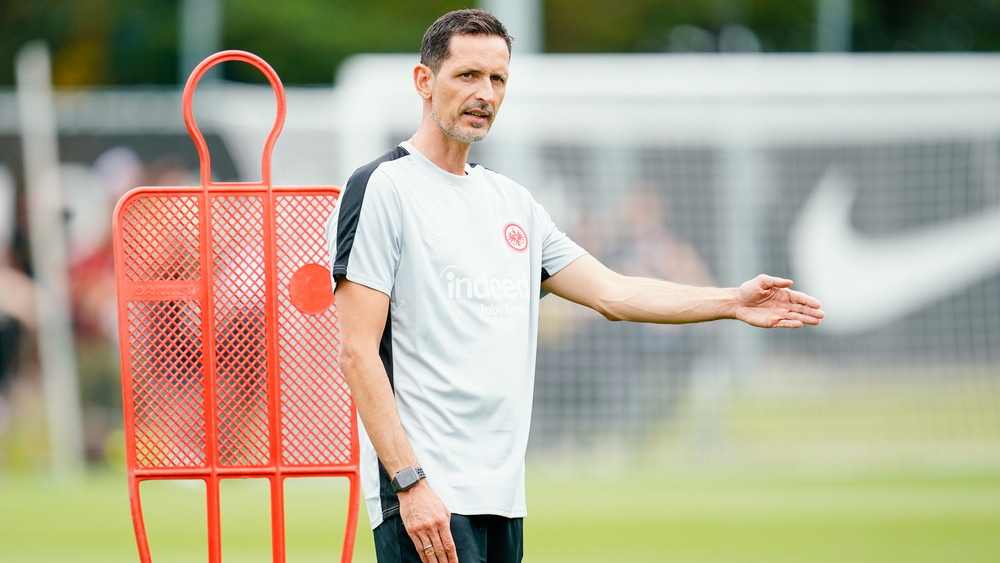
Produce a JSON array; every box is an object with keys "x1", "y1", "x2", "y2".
[{"x1": 431, "y1": 104, "x2": 491, "y2": 144}]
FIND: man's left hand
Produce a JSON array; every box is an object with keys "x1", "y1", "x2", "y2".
[{"x1": 734, "y1": 274, "x2": 824, "y2": 328}]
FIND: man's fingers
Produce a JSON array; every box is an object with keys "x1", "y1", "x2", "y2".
[
  {"x1": 758, "y1": 274, "x2": 794, "y2": 290},
  {"x1": 411, "y1": 534, "x2": 435, "y2": 563},
  {"x1": 788, "y1": 312, "x2": 822, "y2": 326},
  {"x1": 772, "y1": 308, "x2": 824, "y2": 327},
  {"x1": 787, "y1": 299, "x2": 825, "y2": 319},
  {"x1": 787, "y1": 288, "x2": 824, "y2": 310},
  {"x1": 439, "y1": 528, "x2": 459, "y2": 563},
  {"x1": 425, "y1": 526, "x2": 458, "y2": 563},
  {"x1": 409, "y1": 526, "x2": 443, "y2": 563},
  {"x1": 410, "y1": 526, "x2": 457, "y2": 562},
  {"x1": 429, "y1": 531, "x2": 453, "y2": 563},
  {"x1": 760, "y1": 276, "x2": 825, "y2": 314}
]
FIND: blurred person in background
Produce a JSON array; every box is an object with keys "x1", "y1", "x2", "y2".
[
  {"x1": 0, "y1": 259, "x2": 35, "y2": 437},
  {"x1": 328, "y1": 9, "x2": 824, "y2": 563},
  {"x1": 611, "y1": 184, "x2": 715, "y2": 288},
  {"x1": 0, "y1": 166, "x2": 35, "y2": 439},
  {"x1": 69, "y1": 147, "x2": 192, "y2": 351},
  {"x1": 534, "y1": 183, "x2": 718, "y2": 451},
  {"x1": 602, "y1": 184, "x2": 718, "y2": 432},
  {"x1": 67, "y1": 147, "x2": 193, "y2": 461}
]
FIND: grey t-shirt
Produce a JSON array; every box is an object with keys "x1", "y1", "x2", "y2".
[{"x1": 327, "y1": 141, "x2": 585, "y2": 529}]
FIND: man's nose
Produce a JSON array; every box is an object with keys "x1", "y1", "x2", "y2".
[{"x1": 474, "y1": 76, "x2": 496, "y2": 104}]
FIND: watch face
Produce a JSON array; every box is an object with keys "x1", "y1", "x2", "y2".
[
  {"x1": 396, "y1": 468, "x2": 417, "y2": 489},
  {"x1": 393, "y1": 467, "x2": 424, "y2": 492}
]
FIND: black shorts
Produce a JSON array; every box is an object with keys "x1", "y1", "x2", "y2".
[{"x1": 373, "y1": 513, "x2": 523, "y2": 563}]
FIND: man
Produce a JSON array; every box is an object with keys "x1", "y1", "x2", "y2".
[{"x1": 326, "y1": 9, "x2": 824, "y2": 563}]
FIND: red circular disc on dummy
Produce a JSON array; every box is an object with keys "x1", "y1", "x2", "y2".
[{"x1": 288, "y1": 263, "x2": 335, "y2": 315}]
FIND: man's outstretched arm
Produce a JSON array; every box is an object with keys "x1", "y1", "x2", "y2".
[
  {"x1": 335, "y1": 279, "x2": 459, "y2": 563},
  {"x1": 541, "y1": 254, "x2": 824, "y2": 328}
]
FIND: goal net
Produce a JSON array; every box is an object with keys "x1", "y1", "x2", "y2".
[
  {"x1": 335, "y1": 53, "x2": 1000, "y2": 472},
  {"x1": 6, "y1": 52, "x2": 995, "y2": 474}
]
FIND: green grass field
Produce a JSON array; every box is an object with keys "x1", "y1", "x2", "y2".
[{"x1": 2, "y1": 467, "x2": 999, "y2": 562}]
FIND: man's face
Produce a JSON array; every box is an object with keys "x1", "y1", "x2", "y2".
[{"x1": 429, "y1": 34, "x2": 509, "y2": 144}]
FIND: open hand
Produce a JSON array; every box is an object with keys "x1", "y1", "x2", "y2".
[{"x1": 734, "y1": 274, "x2": 824, "y2": 328}]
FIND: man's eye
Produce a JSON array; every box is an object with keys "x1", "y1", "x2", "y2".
[{"x1": 492, "y1": 76, "x2": 505, "y2": 84}]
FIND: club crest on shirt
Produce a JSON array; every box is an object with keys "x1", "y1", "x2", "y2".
[{"x1": 504, "y1": 223, "x2": 528, "y2": 253}]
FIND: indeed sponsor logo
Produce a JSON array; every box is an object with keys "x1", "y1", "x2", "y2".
[{"x1": 440, "y1": 266, "x2": 530, "y2": 302}]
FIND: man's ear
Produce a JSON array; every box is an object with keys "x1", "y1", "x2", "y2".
[{"x1": 414, "y1": 64, "x2": 434, "y2": 101}]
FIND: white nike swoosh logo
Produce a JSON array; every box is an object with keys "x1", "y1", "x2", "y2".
[{"x1": 789, "y1": 167, "x2": 1000, "y2": 333}]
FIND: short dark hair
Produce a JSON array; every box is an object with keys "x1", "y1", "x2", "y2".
[{"x1": 420, "y1": 9, "x2": 513, "y2": 74}]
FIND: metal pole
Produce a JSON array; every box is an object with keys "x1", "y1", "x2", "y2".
[
  {"x1": 816, "y1": 0, "x2": 852, "y2": 52},
  {"x1": 720, "y1": 136, "x2": 767, "y2": 376},
  {"x1": 0, "y1": 165, "x2": 13, "y2": 255},
  {"x1": 15, "y1": 41, "x2": 86, "y2": 481},
  {"x1": 480, "y1": 0, "x2": 543, "y2": 53},
  {"x1": 180, "y1": 0, "x2": 223, "y2": 83}
]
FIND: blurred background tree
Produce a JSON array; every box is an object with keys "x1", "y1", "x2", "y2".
[
  {"x1": 1, "y1": 0, "x2": 998, "y2": 87},
  {"x1": 545, "y1": 0, "x2": 1000, "y2": 53}
]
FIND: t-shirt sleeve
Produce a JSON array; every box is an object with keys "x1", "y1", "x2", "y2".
[
  {"x1": 325, "y1": 167, "x2": 401, "y2": 297},
  {"x1": 534, "y1": 199, "x2": 587, "y2": 283}
]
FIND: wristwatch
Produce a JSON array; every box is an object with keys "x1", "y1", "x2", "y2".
[{"x1": 391, "y1": 466, "x2": 426, "y2": 492}]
